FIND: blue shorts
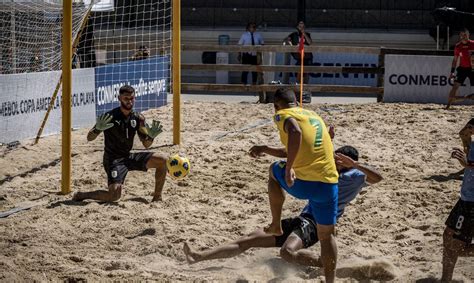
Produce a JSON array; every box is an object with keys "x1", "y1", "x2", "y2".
[{"x1": 271, "y1": 161, "x2": 338, "y2": 225}]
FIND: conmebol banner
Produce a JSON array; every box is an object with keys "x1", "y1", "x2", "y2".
[
  {"x1": 94, "y1": 56, "x2": 169, "y2": 116},
  {"x1": 384, "y1": 55, "x2": 474, "y2": 104}
]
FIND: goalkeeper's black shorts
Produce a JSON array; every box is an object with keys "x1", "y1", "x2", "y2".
[{"x1": 103, "y1": 152, "x2": 153, "y2": 185}]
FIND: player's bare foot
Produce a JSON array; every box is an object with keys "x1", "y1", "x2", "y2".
[
  {"x1": 183, "y1": 242, "x2": 199, "y2": 264},
  {"x1": 264, "y1": 223, "x2": 283, "y2": 236},
  {"x1": 446, "y1": 100, "x2": 452, "y2": 109},
  {"x1": 151, "y1": 196, "x2": 162, "y2": 202}
]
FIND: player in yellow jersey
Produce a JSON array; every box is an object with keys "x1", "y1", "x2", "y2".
[{"x1": 249, "y1": 88, "x2": 338, "y2": 283}]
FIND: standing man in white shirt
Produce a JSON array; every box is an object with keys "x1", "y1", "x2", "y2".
[{"x1": 238, "y1": 22, "x2": 264, "y2": 85}]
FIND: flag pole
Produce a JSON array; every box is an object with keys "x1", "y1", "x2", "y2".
[
  {"x1": 299, "y1": 34, "x2": 304, "y2": 107},
  {"x1": 300, "y1": 50, "x2": 304, "y2": 106}
]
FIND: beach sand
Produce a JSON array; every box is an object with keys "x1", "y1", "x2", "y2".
[{"x1": 0, "y1": 101, "x2": 472, "y2": 282}]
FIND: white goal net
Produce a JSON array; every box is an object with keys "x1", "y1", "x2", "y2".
[{"x1": 0, "y1": 0, "x2": 172, "y2": 144}]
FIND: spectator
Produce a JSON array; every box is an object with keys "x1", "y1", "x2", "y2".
[
  {"x1": 130, "y1": 45, "x2": 150, "y2": 61},
  {"x1": 238, "y1": 22, "x2": 264, "y2": 85},
  {"x1": 284, "y1": 21, "x2": 313, "y2": 83}
]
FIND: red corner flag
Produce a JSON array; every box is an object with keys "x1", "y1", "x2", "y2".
[
  {"x1": 298, "y1": 34, "x2": 305, "y2": 106},
  {"x1": 298, "y1": 34, "x2": 305, "y2": 54}
]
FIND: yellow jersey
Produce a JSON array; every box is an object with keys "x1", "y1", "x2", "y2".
[{"x1": 274, "y1": 107, "x2": 338, "y2": 183}]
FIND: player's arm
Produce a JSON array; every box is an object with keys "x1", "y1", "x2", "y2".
[
  {"x1": 87, "y1": 114, "x2": 114, "y2": 142},
  {"x1": 354, "y1": 163, "x2": 383, "y2": 185},
  {"x1": 249, "y1": 145, "x2": 287, "y2": 158},
  {"x1": 450, "y1": 48, "x2": 459, "y2": 78},
  {"x1": 87, "y1": 127, "x2": 101, "y2": 142},
  {"x1": 450, "y1": 56, "x2": 458, "y2": 77},
  {"x1": 139, "y1": 133, "x2": 154, "y2": 149},
  {"x1": 284, "y1": 118, "x2": 302, "y2": 172},
  {"x1": 264, "y1": 146, "x2": 286, "y2": 157},
  {"x1": 335, "y1": 153, "x2": 383, "y2": 185}
]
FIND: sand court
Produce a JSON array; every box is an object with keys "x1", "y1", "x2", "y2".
[{"x1": 0, "y1": 101, "x2": 473, "y2": 281}]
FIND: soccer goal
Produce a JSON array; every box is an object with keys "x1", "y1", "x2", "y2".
[{"x1": 0, "y1": 0, "x2": 181, "y2": 193}]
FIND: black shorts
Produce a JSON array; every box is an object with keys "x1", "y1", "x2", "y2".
[
  {"x1": 275, "y1": 216, "x2": 319, "y2": 248},
  {"x1": 445, "y1": 199, "x2": 474, "y2": 244},
  {"x1": 455, "y1": 67, "x2": 474, "y2": 85},
  {"x1": 103, "y1": 152, "x2": 153, "y2": 185}
]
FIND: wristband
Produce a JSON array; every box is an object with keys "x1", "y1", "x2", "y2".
[
  {"x1": 92, "y1": 128, "x2": 101, "y2": 134},
  {"x1": 145, "y1": 134, "x2": 154, "y2": 141},
  {"x1": 451, "y1": 67, "x2": 455, "y2": 73}
]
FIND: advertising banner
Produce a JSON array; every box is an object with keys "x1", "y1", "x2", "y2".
[
  {"x1": 0, "y1": 68, "x2": 96, "y2": 143},
  {"x1": 384, "y1": 55, "x2": 474, "y2": 104},
  {"x1": 95, "y1": 56, "x2": 169, "y2": 116}
]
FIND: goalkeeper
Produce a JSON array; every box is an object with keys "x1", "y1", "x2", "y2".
[{"x1": 72, "y1": 85, "x2": 168, "y2": 203}]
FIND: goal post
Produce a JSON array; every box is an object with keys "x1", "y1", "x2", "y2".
[
  {"x1": 172, "y1": 0, "x2": 180, "y2": 145},
  {"x1": 63, "y1": 0, "x2": 179, "y2": 193},
  {"x1": 62, "y1": 0, "x2": 72, "y2": 194},
  {"x1": 1, "y1": 1, "x2": 178, "y2": 194}
]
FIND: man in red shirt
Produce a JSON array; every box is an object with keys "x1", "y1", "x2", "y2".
[{"x1": 447, "y1": 29, "x2": 474, "y2": 109}]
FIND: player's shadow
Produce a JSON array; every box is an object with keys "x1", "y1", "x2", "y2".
[
  {"x1": 125, "y1": 228, "x2": 156, "y2": 239},
  {"x1": 424, "y1": 170, "x2": 464, "y2": 182},
  {"x1": 416, "y1": 277, "x2": 464, "y2": 283},
  {"x1": 144, "y1": 144, "x2": 175, "y2": 150},
  {"x1": 47, "y1": 200, "x2": 120, "y2": 208},
  {"x1": 124, "y1": 197, "x2": 149, "y2": 204},
  {"x1": 416, "y1": 278, "x2": 439, "y2": 283},
  {"x1": 47, "y1": 200, "x2": 89, "y2": 208}
]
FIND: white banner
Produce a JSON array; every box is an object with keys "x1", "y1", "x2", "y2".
[
  {"x1": 0, "y1": 68, "x2": 96, "y2": 143},
  {"x1": 384, "y1": 55, "x2": 474, "y2": 104}
]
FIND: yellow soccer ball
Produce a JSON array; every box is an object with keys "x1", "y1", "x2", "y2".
[{"x1": 166, "y1": 154, "x2": 190, "y2": 180}]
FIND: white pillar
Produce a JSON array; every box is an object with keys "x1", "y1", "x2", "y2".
[
  {"x1": 216, "y1": 52, "x2": 228, "y2": 84},
  {"x1": 447, "y1": 26, "x2": 450, "y2": 50},
  {"x1": 263, "y1": 52, "x2": 276, "y2": 84},
  {"x1": 436, "y1": 25, "x2": 440, "y2": 50}
]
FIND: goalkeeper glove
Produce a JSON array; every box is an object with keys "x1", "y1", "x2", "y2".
[
  {"x1": 145, "y1": 120, "x2": 163, "y2": 139},
  {"x1": 95, "y1": 114, "x2": 114, "y2": 132}
]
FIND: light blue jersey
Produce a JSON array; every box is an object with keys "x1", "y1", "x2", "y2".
[
  {"x1": 460, "y1": 142, "x2": 474, "y2": 202},
  {"x1": 301, "y1": 168, "x2": 367, "y2": 220}
]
